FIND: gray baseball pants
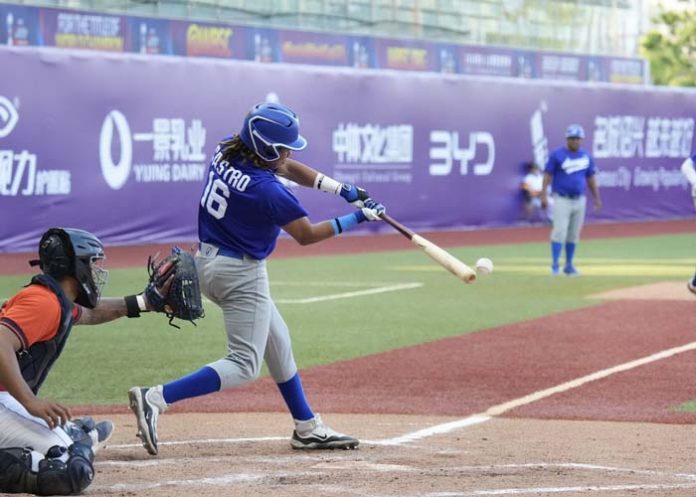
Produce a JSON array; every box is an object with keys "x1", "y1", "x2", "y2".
[
  {"x1": 0, "y1": 392, "x2": 73, "y2": 454},
  {"x1": 195, "y1": 251, "x2": 298, "y2": 390},
  {"x1": 550, "y1": 194, "x2": 586, "y2": 244}
]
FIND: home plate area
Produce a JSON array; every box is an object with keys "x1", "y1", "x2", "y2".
[{"x1": 88, "y1": 412, "x2": 696, "y2": 497}]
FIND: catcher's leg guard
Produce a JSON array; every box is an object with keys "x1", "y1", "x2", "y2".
[
  {"x1": 35, "y1": 443, "x2": 95, "y2": 495},
  {"x1": 0, "y1": 443, "x2": 95, "y2": 495},
  {"x1": 0, "y1": 447, "x2": 39, "y2": 493}
]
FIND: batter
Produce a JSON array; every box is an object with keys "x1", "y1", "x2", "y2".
[{"x1": 129, "y1": 102, "x2": 385, "y2": 455}]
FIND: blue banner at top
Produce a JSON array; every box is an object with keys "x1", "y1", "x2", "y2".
[{"x1": 0, "y1": 2, "x2": 648, "y2": 84}]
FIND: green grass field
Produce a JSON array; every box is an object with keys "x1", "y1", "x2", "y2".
[{"x1": 1, "y1": 232, "x2": 693, "y2": 405}]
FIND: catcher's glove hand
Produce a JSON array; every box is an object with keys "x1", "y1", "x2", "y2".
[{"x1": 145, "y1": 247, "x2": 204, "y2": 328}]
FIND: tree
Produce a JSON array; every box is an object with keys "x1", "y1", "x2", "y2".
[{"x1": 640, "y1": 3, "x2": 695, "y2": 87}]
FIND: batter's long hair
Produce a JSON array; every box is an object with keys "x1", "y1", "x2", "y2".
[{"x1": 217, "y1": 135, "x2": 270, "y2": 170}]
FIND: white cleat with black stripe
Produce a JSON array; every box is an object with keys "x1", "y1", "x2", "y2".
[
  {"x1": 128, "y1": 385, "x2": 167, "y2": 456},
  {"x1": 291, "y1": 414, "x2": 359, "y2": 450}
]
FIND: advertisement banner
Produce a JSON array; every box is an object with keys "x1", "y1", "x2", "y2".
[
  {"x1": 373, "y1": 38, "x2": 435, "y2": 72},
  {"x1": 41, "y1": 9, "x2": 127, "y2": 52},
  {"x1": 537, "y1": 52, "x2": 586, "y2": 81},
  {"x1": 245, "y1": 28, "x2": 280, "y2": 62},
  {"x1": 0, "y1": 48, "x2": 692, "y2": 252},
  {"x1": 459, "y1": 45, "x2": 519, "y2": 78},
  {"x1": 604, "y1": 57, "x2": 645, "y2": 84},
  {"x1": 348, "y1": 36, "x2": 376, "y2": 69},
  {"x1": 435, "y1": 43, "x2": 459, "y2": 74},
  {"x1": 278, "y1": 30, "x2": 348, "y2": 66},
  {"x1": 0, "y1": 4, "x2": 41, "y2": 47},
  {"x1": 128, "y1": 17, "x2": 173, "y2": 55},
  {"x1": 171, "y1": 19, "x2": 245, "y2": 59},
  {"x1": 0, "y1": 4, "x2": 649, "y2": 84}
]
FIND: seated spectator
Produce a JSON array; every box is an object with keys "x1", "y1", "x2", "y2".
[{"x1": 521, "y1": 162, "x2": 550, "y2": 223}]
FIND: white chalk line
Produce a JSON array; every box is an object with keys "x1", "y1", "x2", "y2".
[
  {"x1": 382, "y1": 340, "x2": 696, "y2": 444},
  {"x1": 109, "y1": 435, "x2": 285, "y2": 450},
  {"x1": 423, "y1": 483, "x2": 696, "y2": 496},
  {"x1": 200, "y1": 282, "x2": 423, "y2": 305},
  {"x1": 275, "y1": 282, "x2": 422, "y2": 304},
  {"x1": 272, "y1": 281, "x2": 412, "y2": 287}
]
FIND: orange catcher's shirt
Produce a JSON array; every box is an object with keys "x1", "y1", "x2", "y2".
[{"x1": 0, "y1": 284, "x2": 81, "y2": 391}]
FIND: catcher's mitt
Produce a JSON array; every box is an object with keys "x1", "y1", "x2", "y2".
[{"x1": 145, "y1": 247, "x2": 204, "y2": 328}]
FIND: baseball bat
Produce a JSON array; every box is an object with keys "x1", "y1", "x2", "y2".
[{"x1": 380, "y1": 213, "x2": 477, "y2": 284}]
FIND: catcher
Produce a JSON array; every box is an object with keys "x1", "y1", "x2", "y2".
[{"x1": 0, "y1": 227, "x2": 203, "y2": 495}]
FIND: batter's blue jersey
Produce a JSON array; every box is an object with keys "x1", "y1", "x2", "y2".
[
  {"x1": 198, "y1": 142, "x2": 308, "y2": 260},
  {"x1": 545, "y1": 146, "x2": 596, "y2": 196}
]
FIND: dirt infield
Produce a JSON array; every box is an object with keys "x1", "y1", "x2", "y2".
[
  {"x1": 91, "y1": 414, "x2": 696, "y2": 497},
  {"x1": 81, "y1": 294, "x2": 696, "y2": 496}
]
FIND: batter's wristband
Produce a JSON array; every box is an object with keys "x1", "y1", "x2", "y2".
[
  {"x1": 331, "y1": 211, "x2": 366, "y2": 235},
  {"x1": 314, "y1": 173, "x2": 342, "y2": 195}
]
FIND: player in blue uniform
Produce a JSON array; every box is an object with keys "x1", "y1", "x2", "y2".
[
  {"x1": 129, "y1": 102, "x2": 385, "y2": 454},
  {"x1": 540, "y1": 124, "x2": 602, "y2": 275},
  {"x1": 680, "y1": 152, "x2": 696, "y2": 294}
]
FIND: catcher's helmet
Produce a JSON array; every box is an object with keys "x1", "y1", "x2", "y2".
[
  {"x1": 565, "y1": 124, "x2": 585, "y2": 139},
  {"x1": 30, "y1": 228, "x2": 108, "y2": 309},
  {"x1": 239, "y1": 102, "x2": 307, "y2": 162}
]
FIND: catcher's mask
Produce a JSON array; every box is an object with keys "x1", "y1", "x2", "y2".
[
  {"x1": 239, "y1": 102, "x2": 307, "y2": 162},
  {"x1": 29, "y1": 228, "x2": 108, "y2": 309}
]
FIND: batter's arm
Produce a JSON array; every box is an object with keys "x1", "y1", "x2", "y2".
[
  {"x1": 283, "y1": 200, "x2": 384, "y2": 245},
  {"x1": 587, "y1": 175, "x2": 602, "y2": 210},
  {"x1": 277, "y1": 159, "x2": 370, "y2": 207},
  {"x1": 275, "y1": 158, "x2": 319, "y2": 188},
  {"x1": 282, "y1": 216, "x2": 337, "y2": 246},
  {"x1": 0, "y1": 325, "x2": 72, "y2": 428}
]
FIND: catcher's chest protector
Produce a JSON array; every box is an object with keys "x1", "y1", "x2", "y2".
[{"x1": 17, "y1": 275, "x2": 75, "y2": 394}]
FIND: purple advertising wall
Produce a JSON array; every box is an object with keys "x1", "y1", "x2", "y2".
[{"x1": 0, "y1": 47, "x2": 694, "y2": 252}]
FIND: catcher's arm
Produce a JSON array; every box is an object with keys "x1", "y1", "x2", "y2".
[
  {"x1": 77, "y1": 248, "x2": 202, "y2": 327},
  {"x1": 75, "y1": 293, "x2": 169, "y2": 326}
]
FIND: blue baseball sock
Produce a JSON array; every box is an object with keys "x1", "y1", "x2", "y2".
[
  {"x1": 551, "y1": 242, "x2": 562, "y2": 268},
  {"x1": 691, "y1": 274, "x2": 696, "y2": 286},
  {"x1": 277, "y1": 373, "x2": 314, "y2": 421},
  {"x1": 565, "y1": 242, "x2": 576, "y2": 268},
  {"x1": 162, "y1": 366, "x2": 221, "y2": 404}
]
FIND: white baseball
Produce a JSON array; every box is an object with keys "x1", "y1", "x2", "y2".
[{"x1": 475, "y1": 257, "x2": 494, "y2": 275}]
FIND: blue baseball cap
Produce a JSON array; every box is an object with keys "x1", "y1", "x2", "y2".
[{"x1": 565, "y1": 124, "x2": 585, "y2": 139}]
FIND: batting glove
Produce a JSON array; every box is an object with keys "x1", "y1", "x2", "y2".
[
  {"x1": 361, "y1": 198, "x2": 386, "y2": 221},
  {"x1": 339, "y1": 183, "x2": 370, "y2": 208}
]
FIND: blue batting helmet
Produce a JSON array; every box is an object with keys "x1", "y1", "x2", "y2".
[
  {"x1": 239, "y1": 102, "x2": 307, "y2": 161},
  {"x1": 565, "y1": 124, "x2": 585, "y2": 139}
]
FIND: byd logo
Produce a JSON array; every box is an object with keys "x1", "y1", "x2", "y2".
[{"x1": 0, "y1": 96, "x2": 19, "y2": 138}]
